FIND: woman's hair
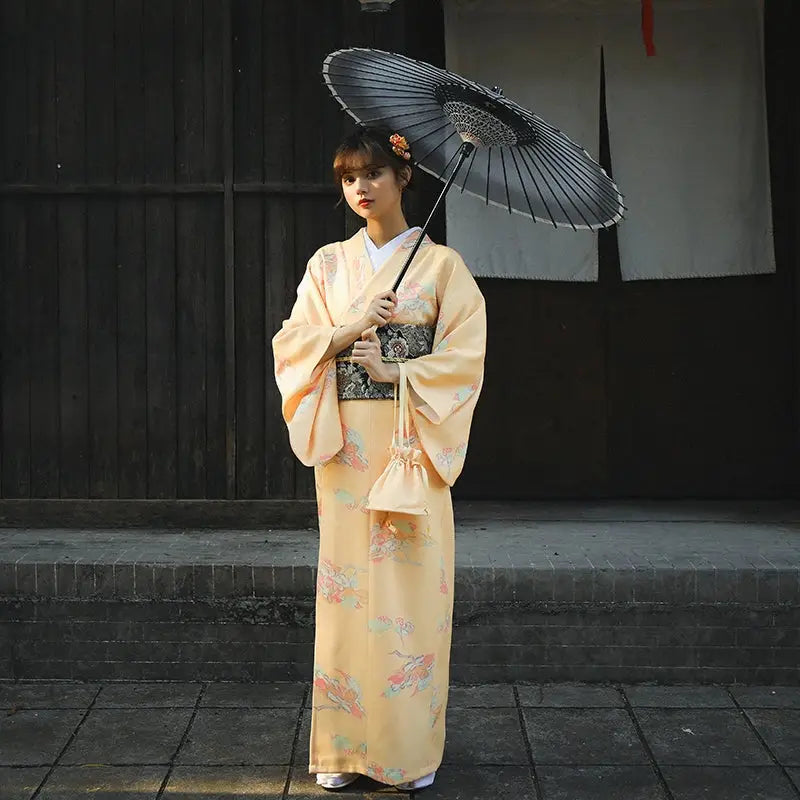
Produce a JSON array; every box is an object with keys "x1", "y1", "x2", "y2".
[{"x1": 333, "y1": 125, "x2": 414, "y2": 190}]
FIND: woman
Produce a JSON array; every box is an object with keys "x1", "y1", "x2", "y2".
[{"x1": 272, "y1": 126, "x2": 486, "y2": 791}]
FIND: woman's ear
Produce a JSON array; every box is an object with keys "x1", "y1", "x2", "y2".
[{"x1": 398, "y1": 165, "x2": 412, "y2": 189}]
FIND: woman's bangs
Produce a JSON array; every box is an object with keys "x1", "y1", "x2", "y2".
[{"x1": 333, "y1": 142, "x2": 390, "y2": 181}]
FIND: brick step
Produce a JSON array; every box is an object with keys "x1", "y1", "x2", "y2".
[{"x1": 1, "y1": 504, "x2": 799, "y2": 684}]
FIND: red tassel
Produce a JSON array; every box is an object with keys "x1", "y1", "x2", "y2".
[{"x1": 642, "y1": 0, "x2": 656, "y2": 56}]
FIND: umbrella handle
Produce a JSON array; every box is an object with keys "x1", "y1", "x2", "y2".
[{"x1": 391, "y1": 141, "x2": 475, "y2": 294}]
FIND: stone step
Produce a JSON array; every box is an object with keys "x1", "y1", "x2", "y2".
[{"x1": 1, "y1": 503, "x2": 799, "y2": 684}]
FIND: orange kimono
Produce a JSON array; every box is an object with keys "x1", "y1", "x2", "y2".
[{"x1": 272, "y1": 228, "x2": 486, "y2": 785}]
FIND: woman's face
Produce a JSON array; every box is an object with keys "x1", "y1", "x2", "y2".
[{"x1": 340, "y1": 160, "x2": 405, "y2": 221}]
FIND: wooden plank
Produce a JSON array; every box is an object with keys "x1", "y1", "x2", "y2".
[
  {"x1": 203, "y1": 0, "x2": 224, "y2": 184},
  {"x1": 0, "y1": 182, "x2": 336, "y2": 196},
  {"x1": 28, "y1": 0, "x2": 58, "y2": 185},
  {"x1": 144, "y1": 0, "x2": 176, "y2": 498},
  {"x1": 203, "y1": 1, "x2": 227, "y2": 498},
  {"x1": 1, "y1": 0, "x2": 27, "y2": 183},
  {"x1": 222, "y1": 0, "x2": 236, "y2": 499},
  {"x1": 765, "y1": 0, "x2": 800, "y2": 487},
  {"x1": 264, "y1": 197, "x2": 296, "y2": 498},
  {"x1": 27, "y1": 1, "x2": 60, "y2": 497},
  {"x1": 175, "y1": 199, "x2": 208, "y2": 498},
  {"x1": 0, "y1": 499, "x2": 318, "y2": 529},
  {"x1": 115, "y1": 0, "x2": 148, "y2": 497},
  {"x1": 54, "y1": 0, "x2": 85, "y2": 185},
  {"x1": 0, "y1": 1, "x2": 29, "y2": 497},
  {"x1": 341, "y1": 0, "x2": 375, "y2": 49},
  {"x1": 234, "y1": 194, "x2": 266, "y2": 499},
  {"x1": 86, "y1": 0, "x2": 116, "y2": 183},
  {"x1": 1, "y1": 199, "x2": 31, "y2": 497},
  {"x1": 607, "y1": 281, "x2": 793, "y2": 497},
  {"x1": 55, "y1": 0, "x2": 89, "y2": 497},
  {"x1": 263, "y1": 3, "x2": 296, "y2": 498},
  {"x1": 175, "y1": 0, "x2": 204, "y2": 184},
  {"x1": 143, "y1": 0, "x2": 174, "y2": 180},
  {"x1": 457, "y1": 280, "x2": 607, "y2": 500},
  {"x1": 793, "y1": 7, "x2": 800, "y2": 482},
  {"x1": 144, "y1": 197, "x2": 177, "y2": 498},
  {"x1": 204, "y1": 197, "x2": 227, "y2": 498},
  {"x1": 372, "y1": 0, "x2": 405, "y2": 53},
  {"x1": 57, "y1": 195, "x2": 89, "y2": 499},
  {"x1": 86, "y1": 0, "x2": 118, "y2": 498},
  {"x1": 86, "y1": 200, "x2": 118, "y2": 498},
  {"x1": 27, "y1": 199, "x2": 61, "y2": 498},
  {"x1": 263, "y1": 4, "x2": 293, "y2": 185},
  {"x1": 232, "y1": 0, "x2": 263, "y2": 182},
  {"x1": 292, "y1": 1, "x2": 341, "y2": 186},
  {"x1": 233, "y1": 0, "x2": 265, "y2": 498},
  {"x1": 175, "y1": 0, "x2": 209, "y2": 498}
]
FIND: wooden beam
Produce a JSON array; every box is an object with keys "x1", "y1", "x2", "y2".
[{"x1": 0, "y1": 499, "x2": 317, "y2": 529}]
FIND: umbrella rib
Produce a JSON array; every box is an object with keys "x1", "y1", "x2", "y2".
[
  {"x1": 413, "y1": 126, "x2": 460, "y2": 164},
  {"x1": 531, "y1": 128, "x2": 613, "y2": 194},
  {"x1": 352, "y1": 103, "x2": 442, "y2": 117},
  {"x1": 330, "y1": 52, "x2": 449, "y2": 89},
  {"x1": 356, "y1": 51, "x2": 456, "y2": 87},
  {"x1": 508, "y1": 146, "x2": 538, "y2": 222},
  {"x1": 355, "y1": 109, "x2": 446, "y2": 131},
  {"x1": 325, "y1": 62, "x2": 443, "y2": 92},
  {"x1": 523, "y1": 144, "x2": 592, "y2": 229},
  {"x1": 516, "y1": 146, "x2": 562, "y2": 228},
  {"x1": 331, "y1": 87, "x2": 438, "y2": 101},
  {"x1": 434, "y1": 143, "x2": 463, "y2": 182},
  {"x1": 325, "y1": 77, "x2": 438, "y2": 95},
  {"x1": 499, "y1": 147, "x2": 512, "y2": 214},
  {"x1": 524, "y1": 117, "x2": 608, "y2": 178},
  {"x1": 339, "y1": 100, "x2": 441, "y2": 111},
  {"x1": 529, "y1": 124, "x2": 623, "y2": 211},
  {"x1": 397, "y1": 114, "x2": 457, "y2": 135},
  {"x1": 530, "y1": 141, "x2": 620, "y2": 225},
  {"x1": 485, "y1": 148, "x2": 491, "y2": 206},
  {"x1": 459, "y1": 91, "x2": 616, "y2": 202},
  {"x1": 330, "y1": 50, "x2": 504, "y2": 106}
]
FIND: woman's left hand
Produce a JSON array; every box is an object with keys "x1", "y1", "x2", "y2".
[{"x1": 351, "y1": 328, "x2": 400, "y2": 384}]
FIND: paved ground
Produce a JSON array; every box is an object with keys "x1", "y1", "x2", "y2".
[
  {"x1": 1, "y1": 681, "x2": 799, "y2": 799},
  {"x1": 5, "y1": 500, "x2": 800, "y2": 571}
]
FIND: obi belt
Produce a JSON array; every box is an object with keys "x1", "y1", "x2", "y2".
[{"x1": 335, "y1": 323, "x2": 434, "y2": 400}]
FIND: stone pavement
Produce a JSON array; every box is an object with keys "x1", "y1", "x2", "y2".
[{"x1": 1, "y1": 681, "x2": 799, "y2": 800}]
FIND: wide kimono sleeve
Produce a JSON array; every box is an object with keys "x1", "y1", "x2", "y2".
[
  {"x1": 405, "y1": 249, "x2": 487, "y2": 486},
  {"x1": 271, "y1": 249, "x2": 344, "y2": 467}
]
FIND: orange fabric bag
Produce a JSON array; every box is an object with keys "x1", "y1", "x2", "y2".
[{"x1": 367, "y1": 362, "x2": 429, "y2": 515}]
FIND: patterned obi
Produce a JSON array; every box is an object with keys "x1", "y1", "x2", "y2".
[{"x1": 335, "y1": 323, "x2": 435, "y2": 400}]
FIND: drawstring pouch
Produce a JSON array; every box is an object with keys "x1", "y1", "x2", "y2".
[{"x1": 366, "y1": 362, "x2": 429, "y2": 515}]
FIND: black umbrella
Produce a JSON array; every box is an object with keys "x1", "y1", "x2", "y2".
[{"x1": 322, "y1": 47, "x2": 625, "y2": 290}]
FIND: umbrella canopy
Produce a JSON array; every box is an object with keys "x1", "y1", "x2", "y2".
[{"x1": 323, "y1": 47, "x2": 625, "y2": 232}]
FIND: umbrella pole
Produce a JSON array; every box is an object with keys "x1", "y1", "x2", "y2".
[{"x1": 391, "y1": 141, "x2": 476, "y2": 293}]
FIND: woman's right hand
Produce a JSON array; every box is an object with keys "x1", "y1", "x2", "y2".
[{"x1": 360, "y1": 291, "x2": 398, "y2": 331}]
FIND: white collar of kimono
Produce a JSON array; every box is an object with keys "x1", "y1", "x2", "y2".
[{"x1": 362, "y1": 226, "x2": 422, "y2": 272}]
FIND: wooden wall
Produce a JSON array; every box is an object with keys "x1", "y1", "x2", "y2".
[
  {"x1": 1, "y1": 0, "x2": 797, "y2": 510},
  {"x1": 0, "y1": 0, "x2": 444, "y2": 504}
]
